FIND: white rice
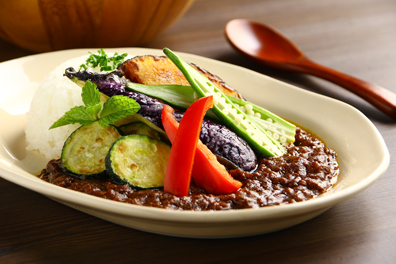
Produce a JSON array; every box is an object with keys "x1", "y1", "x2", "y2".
[{"x1": 25, "y1": 56, "x2": 89, "y2": 159}]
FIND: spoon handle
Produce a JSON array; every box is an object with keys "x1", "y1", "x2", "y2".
[{"x1": 294, "y1": 58, "x2": 396, "y2": 119}]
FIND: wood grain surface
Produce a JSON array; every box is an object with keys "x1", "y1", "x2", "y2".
[{"x1": 1, "y1": 0, "x2": 396, "y2": 263}]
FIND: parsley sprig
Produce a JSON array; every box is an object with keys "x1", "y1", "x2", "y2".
[
  {"x1": 79, "y1": 49, "x2": 128, "y2": 71},
  {"x1": 50, "y1": 81, "x2": 140, "y2": 129}
]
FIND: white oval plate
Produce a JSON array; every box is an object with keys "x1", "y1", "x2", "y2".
[{"x1": 0, "y1": 48, "x2": 390, "y2": 238}]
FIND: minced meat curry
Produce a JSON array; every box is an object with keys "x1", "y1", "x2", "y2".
[{"x1": 38, "y1": 127, "x2": 339, "y2": 211}]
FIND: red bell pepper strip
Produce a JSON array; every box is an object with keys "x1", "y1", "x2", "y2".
[
  {"x1": 162, "y1": 96, "x2": 213, "y2": 196},
  {"x1": 190, "y1": 143, "x2": 242, "y2": 194},
  {"x1": 161, "y1": 98, "x2": 242, "y2": 196}
]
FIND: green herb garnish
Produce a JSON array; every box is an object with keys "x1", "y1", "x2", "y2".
[
  {"x1": 79, "y1": 49, "x2": 128, "y2": 71},
  {"x1": 50, "y1": 81, "x2": 140, "y2": 129}
]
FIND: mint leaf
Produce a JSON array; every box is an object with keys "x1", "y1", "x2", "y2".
[
  {"x1": 98, "y1": 95, "x2": 140, "y2": 127},
  {"x1": 50, "y1": 106, "x2": 98, "y2": 129},
  {"x1": 81, "y1": 81, "x2": 101, "y2": 107},
  {"x1": 86, "y1": 103, "x2": 102, "y2": 119},
  {"x1": 50, "y1": 69, "x2": 140, "y2": 130}
]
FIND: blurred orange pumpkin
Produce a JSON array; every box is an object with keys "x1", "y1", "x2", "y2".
[{"x1": 0, "y1": 0, "x2": 194, "y2": 52}]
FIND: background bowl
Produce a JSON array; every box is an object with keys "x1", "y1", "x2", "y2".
[{"x1": 0, "y1": 0, "x2": 194, "y2": 52}]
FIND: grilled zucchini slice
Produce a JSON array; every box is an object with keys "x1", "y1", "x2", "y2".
[
  {"x1": 61, "y1": 121, "x2": 121, "y2": 179},
  {"x1": 106, "y1": 135, "x2": 170, "y2": 189}
]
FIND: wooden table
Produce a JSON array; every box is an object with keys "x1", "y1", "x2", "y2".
[{"x1": 1, "y1": 0, "x2": 395, "y2": 263}]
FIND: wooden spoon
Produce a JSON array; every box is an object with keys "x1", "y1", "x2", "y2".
[{"x1": 225, "y1": 19, "x2": 396, "y2": 119}]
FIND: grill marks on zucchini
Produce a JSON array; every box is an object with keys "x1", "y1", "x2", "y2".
[
  {"x1": 106, "y1": 135, "x2": 170, "y2": 189},
  {"x1": 62, "y1": 121, "x2": 121, "y2": 178}
]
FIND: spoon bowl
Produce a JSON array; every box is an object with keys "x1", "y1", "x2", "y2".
[
  {"x1": 226, "y1": 19, "x2": 303, "y2": 67},
  {"x1": 225, "y1": 19, "x2": 396, "y2": 119}
]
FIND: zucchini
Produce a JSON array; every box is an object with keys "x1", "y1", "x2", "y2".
[
  {"x1": 118, "y1": 122, "x2": 160, "y2": 140},
  {"x1": 164, "y1": 48, "x2": 286, "y2": 157},
  {"x1": 62, "y1": 121, "x2": 121, "y2": 179},
  {"x1": 105, "y1": 135, "x2": 170, "y2": 189},
  {"x1": 113, "y1": 114, "x2": 168, "y2": 140}
]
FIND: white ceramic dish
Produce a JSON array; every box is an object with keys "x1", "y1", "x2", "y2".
[{"x1": 0, "y1": 48, "x2": 390, "y2": 238}]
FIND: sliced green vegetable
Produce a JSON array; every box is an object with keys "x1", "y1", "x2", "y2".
[
  {"x1": 126, "y1": 82, "x2": 197, "y2": 110},
  {"x1": 105, "y1": 135, "x2": 171, "y2": 189},
  {"x1": 118, "y1": 122, "x2": 160, "y2": 140},
  {"x1": 228, "y1": 97, "x2": 296, "y2": 144},
  {"x1": 126, "y1": 82, "x2": 296, "y2": 144},
  {"x1": 167, "y1": 48, "x2": 286, "y2": 157},
  {"x1": 62, "y1": 121, "x2": 121, "y2": 179}
]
